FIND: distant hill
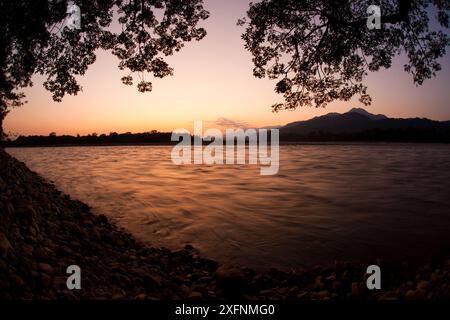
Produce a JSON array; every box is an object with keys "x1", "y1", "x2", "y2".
[
  {"x1": 280, "y1": 108, "x2": 450, "y2": 142},
  {"x1": 347, "y1": 107, "x2": 388, "y2": 120}
]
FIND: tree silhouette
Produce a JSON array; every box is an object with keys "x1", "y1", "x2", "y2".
[
  {"x1": 239, "y1": 0, "x2": 449, "y2": 111},
  {"x1": 0, "y1": 0, "x2": 209, "y2": 137}
]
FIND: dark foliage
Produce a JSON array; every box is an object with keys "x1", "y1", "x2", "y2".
[
  {"x1": 239, "y1": 0, "x2": 449, "y2": 111},
  {"x1": 0, "y1": 0, "x2": 209, "y2": 135}
]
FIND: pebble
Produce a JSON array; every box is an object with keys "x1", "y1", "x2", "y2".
[
  {"x1": 417, "y1": 280, "x2": 430, "y2": 291},
  {"x1": 10, "y1": 275, "x2": 25, "y2": 287},
  {"x1": 188, "y1": 291, "x2": 203, "y2": 299},
  {"x1": 38, "y1": 263, "x2": 54, "y2": 275},
  {"x1": 0, "y1": 231, "x2": 12, "y2": 258},
  {"x1": 41, "y1": 273, "x2": 53, "y2": 287},
  {"x1": 34, "y1": 247, "x2": 50, "y2": 261},
  {"x1": 351, "y1": 282, "x2": 364, "y2": 296},
  {"x1": 430, "y1": 272, "x2": 442, "y2": 283}
]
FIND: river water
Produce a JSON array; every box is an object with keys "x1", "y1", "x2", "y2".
[{"x1": 7, "y1": 144, "x2": 450, "y2": 269}]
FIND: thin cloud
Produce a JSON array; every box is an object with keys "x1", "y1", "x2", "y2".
[{"x1": 209, "y1": 117, "x2": 252, "y2": 129}]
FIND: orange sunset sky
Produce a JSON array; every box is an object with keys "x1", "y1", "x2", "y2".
[{"x1": 4, "y1": 0, "x2": 450, "y2": 136}]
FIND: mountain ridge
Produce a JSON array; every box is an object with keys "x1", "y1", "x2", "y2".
[{"x1": 278, "y1": 107, "x2": 450, "y2": 142}]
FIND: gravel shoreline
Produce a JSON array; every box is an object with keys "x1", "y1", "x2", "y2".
[{"x1": 1, "y1": 148, "x2": 449, "y2": 300}]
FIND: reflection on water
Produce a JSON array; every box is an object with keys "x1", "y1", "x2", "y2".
[{"x1": 7, "y1": 144, "x2": 450, "y2": 269}]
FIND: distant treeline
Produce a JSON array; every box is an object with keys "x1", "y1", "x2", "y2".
[
  {"x1": 3, "y1": 131, "x2": 177, "y2": 147},
  {"x1": 280, "y1": 128, "x2": 450, "y2": 143},
  {"x1": 3, "y1": 131, "x2": 272, "y2": 147},
  {"x1": 3, "y1": 127, "x2": 450, "y2": 147}
]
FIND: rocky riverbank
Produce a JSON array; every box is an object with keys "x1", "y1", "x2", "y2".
[{"x1": 1, "y1": 148, "x2": 449, "y2": 300}]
